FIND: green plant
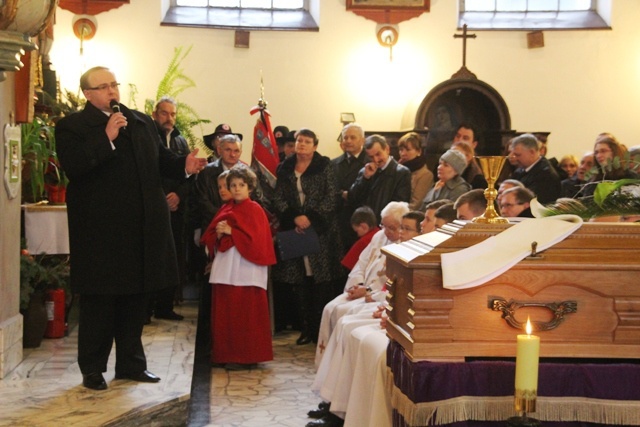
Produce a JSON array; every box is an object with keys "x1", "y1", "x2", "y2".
[
  {"x1": 130, "y1": 45, "x2": 211, "y2": 155},
  {"x1": 20, "y1": 246, "x2": 70, "y2": 312},
  {"x1": 21, "y1": 116, "x2": 69, "y2": 203},
  {"x1": 21, "y1": 117, "x2": 54, "y2": 202},
  {"x1": 536, "y1": 179, "x2": 640, "y2": 220}
]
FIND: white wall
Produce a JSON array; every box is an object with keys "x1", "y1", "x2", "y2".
[{"x1": 49, "y1": 0, "x2": 640, "y2": 163}]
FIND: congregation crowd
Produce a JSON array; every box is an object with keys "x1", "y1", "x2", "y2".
[
  {"x1": 175, "y1": 107, "x2": 639, "y2": 426},
  {"x1": 55, "y1": 67, "x2": 639, "y2": 415}
]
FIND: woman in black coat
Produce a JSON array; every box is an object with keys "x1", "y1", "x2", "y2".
[{"x1": 271, "y1": 129, "x2": 342, "y2": 345}]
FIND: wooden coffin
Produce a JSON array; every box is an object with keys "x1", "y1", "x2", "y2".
[{"x1": 383, "y1": 221, "x2": 640, "y2": 361}]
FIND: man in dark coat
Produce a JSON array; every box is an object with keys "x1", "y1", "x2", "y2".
[
  {"x1": 510, "y1": 133, "x2": 561, "y2": 204},
  {"x1": 150, "y1": 96, "x2": 191, "y2": 321},
  {"x1": 331, "y1": 123, "x2": 369, "y2": 251},
  {"x1": 348, "y1": 134, "x2": 411, "y2": 223},
  {"x1": 194, "y1": 134, "x2": 245, "y2": 231},
  {"x1": 55, "y1": 66, "x2": 206, "y2": 391},
  {"x1": 560, "y1": 151, "x2": 594, "y2": 198}
]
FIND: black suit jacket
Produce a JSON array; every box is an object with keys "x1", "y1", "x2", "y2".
[
  {"x1": 511, "y1": 157, "x2": 561, "y2": 204},
  {"x1": 158, "y1": 125, "x2": 191, "y2": 214},
  {"x1": 331, "y1": 151, "x2": 369, "y2": 249},
  {"x1": 348, "y1": 157, "x2": 412, "y2": 222}
]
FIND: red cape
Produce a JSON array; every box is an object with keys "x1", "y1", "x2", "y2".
[
  {"x1": 201, "y1": 199, "x2": 276, "y2": 266},
  {"x1": 340, "y1": 226, "x2": 380, "y2": 271}
]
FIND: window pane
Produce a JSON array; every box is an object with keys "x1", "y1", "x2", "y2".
[
  {"x1": 527, "y1": 0, "x2": 558, "y2": 12},
  {"x1": 273, "y1": 0, "x2": 303, "y2": 8},
  {"x1": 464, "y1": 0, "x2": 495, "y2": 12},
  {"x1": 496, "y1": 0, "x2": 526, "y2": 11},
  {"x1": 559, "y1": 0, "x2": 591, "y2": 10},
  {"x1": 209, "y1": 0, "x2": 240, "y2": 6},
  {"x1": 177, "y1": 0, "x2": 208, "y2": 6},
  {"x1": 241, "y1": 0, "x2": 272, "y2": 8}
]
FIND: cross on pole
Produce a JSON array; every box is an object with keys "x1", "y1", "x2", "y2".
[{"x1": 454, "y1": 24, "x2": 477, "y2": 68}]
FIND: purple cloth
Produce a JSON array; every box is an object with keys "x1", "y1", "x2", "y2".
[{"x1": 388, "y1": 340, "x2": 640, "y2": 426}]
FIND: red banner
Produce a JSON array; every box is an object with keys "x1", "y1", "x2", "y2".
[{"x1": 249, "y1": 106, "x2": 279, "y2": 189}]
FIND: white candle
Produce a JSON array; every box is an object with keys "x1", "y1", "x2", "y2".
[{"x1": 515, "y1": 317, "x2": 540, "y2": 394}]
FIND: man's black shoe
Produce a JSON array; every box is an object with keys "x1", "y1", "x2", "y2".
[
  {"x1": 308, "y1": 401, "x2": 331, "y2": 418},
  {"x1": 307, "y1": 407, "x2": 329, "y2": 419},
  {"x1": 82, "y1": 373, "x2": 107, "y2": 390},
  {"x1": 296, "y1": 334, "x2": 312, "y2": 345},
  {"x1": 155, "y1": 311, "x2": 184, "y2": 320},
  {"x1": 305, "y1": 413, "x2": 344, "y2": 427},
  {"x1": 115, "y1": 370, "x2": 161, "y2": 383}
]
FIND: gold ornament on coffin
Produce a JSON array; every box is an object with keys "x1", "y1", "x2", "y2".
[{"x1": 473, "y1": 156, "x2": 509, "y2": 224}]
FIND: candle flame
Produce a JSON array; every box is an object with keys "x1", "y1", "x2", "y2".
[{"x1": 525, "y1": 316, "x2": 532, "y2": 335}]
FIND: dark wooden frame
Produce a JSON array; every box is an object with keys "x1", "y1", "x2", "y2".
[{"x1": 346, "y1": 0, "x2": 429, "y2": 10}]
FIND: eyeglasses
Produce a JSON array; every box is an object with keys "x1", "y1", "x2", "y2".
[
  {"x1": 500, "y1": 202, "x2": 525, "y2": 209},
  {"x1": 85, "y1": 82, "x2": 120, "y2": 91},
  {"x1": 379, "y1": 223, "x2": 399, "y2": 232},
  {"x1": 400, "y1": 225, "x2": 417, "y2": 232}
]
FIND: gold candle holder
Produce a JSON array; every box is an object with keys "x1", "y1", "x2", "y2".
[
  {"x1": 514, "y1": 389, "x2": 537, "y2": 413},
  {"x1": 472, "y1": 156, "x2": 509, "y2": 224},
  {"x1": 508, "y1": 390, "x2": 540, "y2": 426}
]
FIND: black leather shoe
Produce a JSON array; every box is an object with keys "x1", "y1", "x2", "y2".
[
  {"x1": 82, "y1": 373, "x2": 107, "y2": 390},
  {"x1": 307, "y1": 407, "x2": 329, "y2": 419},
  {"x1": 155, "y1": 311, "x2": 184, "y2": 320},
  {"x1": 296, "y1": 334, "x2": 312, "y2": 345},
  {"x1": 305, "y1": 413, "x2": 344, "y2": 427},
  {"x1": 115, "y1": 370, "x2": 161, "y2": 383}
]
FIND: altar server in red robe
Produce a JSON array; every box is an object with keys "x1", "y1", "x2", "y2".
[{"x1": 201, "y1": 164, "x2": 276, "y2": 369}]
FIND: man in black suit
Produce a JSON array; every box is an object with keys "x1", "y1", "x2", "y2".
[
  {"x1": 348, "y1": 135, "x2": 411, "y2": 223},
  {"x1": 149, "y1": 96, "x2": 191, "y2": 321},
  {"x1": 510, "y1": 133, "x2": 561, "y2": 204},
  {"x1": 331, "y1": 123, "x2": 368, "y2": 251},
  {"x1": 56, "y1": 66, "x2": 206, "y2": 390}
]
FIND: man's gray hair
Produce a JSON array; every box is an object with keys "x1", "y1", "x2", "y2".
[
  {"x1": 365, "y1": 134, "x2": 388, "y2": 150},
  {"x1": 510, "y1": 133, "x2": 539, "y2": 151},
  {"x1": 381, "y1": 201, "x2": 410, "y2": 223},
  {"x1": 154, "y1": 96, "x2": 177, "y2": 111},
  {"x1": 342, "y1": 123, "x2": 364, "y2": 139},
  {"x1": 219, "y1": 133, "x2": 242, "y2": 149}
]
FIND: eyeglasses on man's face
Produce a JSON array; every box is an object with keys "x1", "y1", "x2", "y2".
[{"x1": 86, "y1": 82, "x2": 120, "y2": 91}]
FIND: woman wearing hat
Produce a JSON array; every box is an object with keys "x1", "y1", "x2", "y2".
[{"x1": 421, "y1": 149, "x2": 471, "y2": 208}]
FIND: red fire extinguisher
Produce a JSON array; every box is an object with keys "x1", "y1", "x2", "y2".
[{"x1": 45, "y1": 288, "x2": 65, "y2": 338}]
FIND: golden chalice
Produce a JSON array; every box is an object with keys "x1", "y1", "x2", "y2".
[{"x1": 473, "y1": 156, "x2": 509, "y2": 224}]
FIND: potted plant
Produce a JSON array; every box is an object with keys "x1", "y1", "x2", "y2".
[
  {"x1": 21, "y1": 115, "x2": 70, "y2": 204},
  {"x1": 20, "y1": 244, "x2": 70, "y2": 347},
  {"x1": 21, "y1": 116, "x2": 53, "y2": 203}
]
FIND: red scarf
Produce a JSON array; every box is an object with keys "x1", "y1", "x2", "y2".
[{"x1": 201, "y1": 199, "x2": 276, "y2": 266}]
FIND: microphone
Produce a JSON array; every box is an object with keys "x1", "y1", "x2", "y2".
[{"x1": 110, "y1": 100, "x2": 126, "y2": 130}]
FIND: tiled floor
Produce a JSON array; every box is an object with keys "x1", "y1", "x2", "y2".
[
  {"x1": 0, "y1": 301, "x2": 321, "y2": 427},
  {"x1": 209, "y1": 331, "x2": 320, "y2": 427},
  {"x1": 0, "y1": 303, "x2": 197, "y2": 427}
]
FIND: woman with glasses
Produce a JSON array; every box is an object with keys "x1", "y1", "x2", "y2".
[{"x1": 582, "y1": 133, "x2": 639, "y2": 197}]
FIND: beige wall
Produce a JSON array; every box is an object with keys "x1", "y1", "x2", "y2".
[
  {"x1": 0, "y1": 73, "x2": 24, "y2": 378},
  {"x1": 49, "y1": 0, "x2": 640, "y2": 163}
]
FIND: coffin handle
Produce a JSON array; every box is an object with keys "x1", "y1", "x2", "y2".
[{"x1": 488, "y1": 297, "x2": 577, "y2": 331}]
